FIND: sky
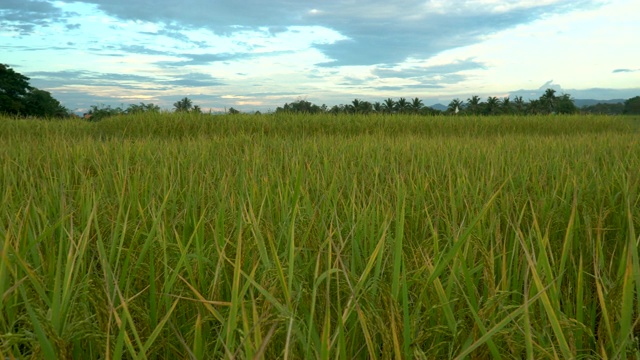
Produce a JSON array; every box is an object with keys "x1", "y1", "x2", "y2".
[{"x1": 2, "y1": 0, "x2": 639, "y2": 113}]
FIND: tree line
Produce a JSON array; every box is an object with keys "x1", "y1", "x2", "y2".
[
  {"x1": 274, "y1": 90, "x2": 639, "y2": 116},
  {"x1": 275, "y1": 89, "x2": 586, "y2": 116},
  {"x1": 71, "y1": 93, "x2": 640, "y2": 121},
  {"x1": 2, "y1": 64, "x2": 640, "y2": 119},
  {"x1": 82, "y1": 97, "x2": 237, "y2": 121},
  {"x1": 579, "y1": 99, "x2": 640, "y2": 115}
]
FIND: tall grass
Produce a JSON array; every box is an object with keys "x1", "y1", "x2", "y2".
[{"x1": 1, "y1": 113, "x2": 639, "y2": 358}]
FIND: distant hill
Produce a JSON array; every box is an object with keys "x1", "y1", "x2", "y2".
[{"x1": 428, "y1": 103, "x2": 448, "y2": 112}]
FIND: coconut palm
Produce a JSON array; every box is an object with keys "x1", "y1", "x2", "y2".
[
  {"x1": 466, "y1": 95, "x2": 482, "y2": 115},
  {"x1": 395, "y1": 97, "x2": 409, "y2": 113},
  {"x1": 485, "y1": 96, "x2": 500, "y2": 115},
  {"x1": 410, "y1": 97, "x2": 424, "y2": 113},
  {"x1": 173, "y1": 97, "x2": 193, "y2": 112},
  {"x1": 359, "y1": 101, "x2": 373, "y2": 114},
  {"x1": 513, "y1": 96, "x2": 526, "y2": 115},
  {"x1": 351, "y1": 99, "x2": 362, "y2": 114},
  {"x1": 447, "y1": 99, "x2": 464, "y2": 114},
  {"x1": 383, "y1": 98, "x2": 395, "y2": 114},
  {"x1": 349, "y1": 99, "x2": 372, "y2": 114},
  {"x1": 527, "y1": 99, "x2": 544, "y2": 114},
  {"x1": 540, "y1": 88, "x2": 557, "y2": 114},
  {"x1": 500, "y1": 97, "x2": 512, "y2": 114}
]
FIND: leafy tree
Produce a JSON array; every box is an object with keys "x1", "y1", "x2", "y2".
[
  {"x1": 228, "y1": 107, "x2": 240, "y2": 114},
  {"x1": 0, "y1": 64, "x2": 31, "y2": 114},
  {"x1": 1, "y1": 64, "x2": 69, "y2": 117},
  {"x1": 173, "y1": 97, "x2": 193, "y2": 112},
  {"x1": 555, "y1": 94, "x2": 578, "y2": 114},
  {"x1": 23, "y1": 89, "x2": 69, "y2": 117},
  {"x1": 624, "y1": 96, "x2": 640, "y2": 114}
]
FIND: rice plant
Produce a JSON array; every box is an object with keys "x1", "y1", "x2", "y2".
[{"x1": 1, "y1": 113, "x2": 639, "y2": 358}]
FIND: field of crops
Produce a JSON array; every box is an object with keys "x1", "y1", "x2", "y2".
[{"x1": 1, "y1": 113, "x2": 639, "y2": 359}]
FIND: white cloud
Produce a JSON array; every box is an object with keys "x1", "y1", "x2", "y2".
[
  {"x1": 427, "y1": 0, "x2": 640, "y2": 94},
  {"x1": 2, "y1": 0, "x2": 638, "y2": 111}
]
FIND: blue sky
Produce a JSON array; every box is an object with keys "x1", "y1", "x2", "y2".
[{"x1": 2, "y1": 0, "x2": 639, "y2": 113}]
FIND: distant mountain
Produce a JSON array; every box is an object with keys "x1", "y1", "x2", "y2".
[
  {"x1": 429, "y1": 103, "x2": 448, "y2": 112},
  {"x1": 573, "y1": 99, "x2": 625, "y2": 107}
]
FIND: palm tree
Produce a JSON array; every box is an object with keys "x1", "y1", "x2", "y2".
[
  {"x1": 540, "y1": 88, "x2": 557, "y2": 114},
  {"x1": 344, "y1": 104, "x2": 355, "y2": 114},
  {"x1": 447, "y1": 99, "x2": 464, "y2": 114},
  {"x1": 466, "y1": 95, "x2": 481, "y2": 115},
  {"x1": 329, "y1": 105, "x2": 344, "y2": 115},
  {"x1": 500, "y1": 97, "x2": 512, "y2": 114},
  {"x1": 527, "y1": 99, "x2": 543, "y2": 114},
  {"x1": 350, "y1": 99, "x2": 362, "y2": 114},
  {"x1": 513, "y1": 96, "x2": 526, "y2": 115},
  {"x1": 383, "y1": 98, "x2": 395, "y2": 114},
  {"x1": 349, "y1": 99, "x2": 372, "y2": 114},
  {"x1": 173, "y1": 97, "x2": 193, "y2": 112},
  {"x1": 373, "y1": 101, "x2": 382, "y2": 113},
  {"x1": 359, "y1": 101, "x2": 373, "y2": 114},
  {"x1": 395, "y1": 97, "x2": 409, "y2": 113},
  {"x1": 485, "y1": 96, "x2": 500, "y2": 115},
  {"x1": 410, "y1": 97, "x2": 424, "y2": 114}
]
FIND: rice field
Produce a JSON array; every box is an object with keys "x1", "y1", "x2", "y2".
[{"x1": 1, "y1": 113, "x2": 639, "y2": 359}]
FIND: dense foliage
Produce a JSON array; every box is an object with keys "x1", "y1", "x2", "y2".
[
  {"x1": 1, "y1": 113, "x2": 639, "y2": 358},
  {"x1": 0, "y1": 64, "x2": 69, "y2": 117},
  {"x1": 581, "y1": 102, "x2": 625, "y2": 115},
  {"x1": 625, "y1": 96, "x2": 640, "y2": 114}
]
